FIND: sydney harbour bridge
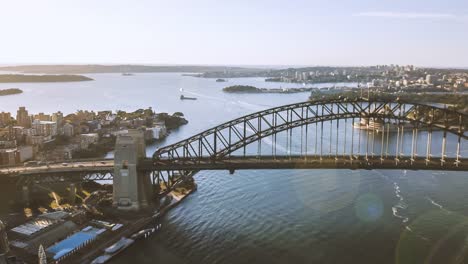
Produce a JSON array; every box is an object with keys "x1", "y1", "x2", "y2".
[{"x1": 1, "y1": 98, "x2": 467, "y2": 210}]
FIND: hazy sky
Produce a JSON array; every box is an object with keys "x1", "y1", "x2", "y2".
[{"x1": 1, "y1": 0, "x2": 467, "y2": 67}]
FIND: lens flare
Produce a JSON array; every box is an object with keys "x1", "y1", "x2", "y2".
[{"x1": 354, "y1": 193, "x2": 384, "y2": 222}]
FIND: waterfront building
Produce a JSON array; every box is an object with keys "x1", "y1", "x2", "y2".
[
  {"x1": 0, "y1": 112, "x2": 11, "y2": 127},
  {"x1": 26, "y1": 135, "x2": 52, "y2": 146},
  {"x1": 21, "y1": 128, "x2": 34, "y2": 137},
  {"x1": 18, "y1": 146, "x2": 34, "y2": 162},
  {"x1": 32, "y1": 120, "x2": 58, "y2": 137},
  {"x1": 63, "y1": 123, "x2": 74, "y2": 137},
  {"x1": 79, "y1": 124, "x2": 91, "y2": 134},
  {"x1": 10, "y1": 126, "x2": 24, "y2": 142},
  {"x1": 426, "y1": 74, "x2": 433, "y2": 84},
  {"x1": 86, "y1": 120, "x2": 101, "y2": 131},
  {"x1": 144, "y1": 128, "x2": 155, "y2": 141},
  {"x1": 133, "y1": 118, "x2": 146, "y2": 128},
  {"x1": 154, "y1": 122, "x2": 167, "y2": 138},
  {"x1": 34, "y1": 113, "x2": 51, "y2": 122},
  {"x1": 0, "y1": 148, "x2": 19, "y2": 166},
  {"x1": 51, "y1": 111, "x2": 63, "y2": 126},
  {"x1": 16, "y1": 107, "x2": 31, "y2": 128},
  {"x1": 0, "y1": 141, "x2": 16, "y2": 149},
  {"x1": 80, "y1": 133, "x2": 99, "y2": 149},
  {"x1": 8, "y1": 213, "x2": 82, "y2": 259}
]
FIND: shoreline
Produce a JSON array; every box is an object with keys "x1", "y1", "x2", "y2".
[
  {"x1": 223, "y1": 85, "x2": 354, "y2": 94},
  {"x1": 0, "y1": 74, "x2": 93, "y2": 83},
  {"x1": 80, "y1": 182, "x2": 198, "y2": 264}
]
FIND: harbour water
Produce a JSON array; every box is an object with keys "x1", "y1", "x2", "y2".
[{"x1": 1, "y1": 73, "x2": 468, "y2": 263}]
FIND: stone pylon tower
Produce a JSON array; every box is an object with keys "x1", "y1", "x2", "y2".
[{"x1": 113, "y1": 129, "x2": 153, "y2": 210}]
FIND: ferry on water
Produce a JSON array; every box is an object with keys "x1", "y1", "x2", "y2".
[{"x1": 180, "y1": 95, "x2": 197, "y2": 100}]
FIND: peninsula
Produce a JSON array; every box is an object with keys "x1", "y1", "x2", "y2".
[
  {"x1": 0, "y1": 88, "x2": 23, "y2": 96},
  {"x1": 0, "y1": 74, "x2": 93, "y2": 83}
]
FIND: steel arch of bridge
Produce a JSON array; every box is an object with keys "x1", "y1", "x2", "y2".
[{"x1": 152, "y1": 98, "x2": 467, "y2": 167}]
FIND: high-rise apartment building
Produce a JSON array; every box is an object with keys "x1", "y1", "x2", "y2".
[{"x1": 16, "y1": 107, "x2": 31, "y2": 128}]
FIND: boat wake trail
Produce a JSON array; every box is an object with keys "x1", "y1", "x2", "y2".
[
  {"x1": 181, "y1": 89, "x2": 275, "y2": 111},
  {"x1": 425, "y1": 196, "x2": 450, "y2": 214},
  {"x1": 182, "y1": 90, "x2": 226, "y2": 102},
  {"x1": 392, "y1": 182, "x2": 409, "y2": 224}
]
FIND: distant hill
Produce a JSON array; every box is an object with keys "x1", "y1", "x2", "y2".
[
  {"x1": 0, "y1": 74, "x2": 93, "y2": 83},
  {"x1": 0, "y1": 65, "x2": 263, "y2": 74}
]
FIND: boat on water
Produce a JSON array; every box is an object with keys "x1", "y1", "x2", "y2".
[
  {"x1": 90, "y1": 255, "x2": 112, "y2": 264},
  {"x1": 131, "y1": 224, "x2": 161, "y2": 240},
  {"x1": 122, "y1": 73, "x2": 134, "y2": 76},
  {"x1": 104, "y1": 237, "x2": 135, "y2": 255},
  {"x1": 180, "y1": 95, "x2": 197, "y2": 100}
]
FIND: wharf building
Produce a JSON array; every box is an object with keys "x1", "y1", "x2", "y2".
[{"x1": 6, "y1": 211, "x2": 120, "y2": 263}]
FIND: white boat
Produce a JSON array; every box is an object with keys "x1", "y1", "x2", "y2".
[
  {"x1": 104, "y1": 237, "x2": 134, "y2": 255},
  {"x1": 91, "y1": 255, "x2": 112, "y2": 264},
  {"x1": 131, "y1": 224, "x2": 161, "y2": 240}
]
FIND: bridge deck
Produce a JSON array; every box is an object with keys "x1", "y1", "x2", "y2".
[
  {"x1": 144, "y1": 156, "x2": 467, "y2": 172},
  {"x1": 0, "y1": 160, "x2": 114, "y2": 176},
  {"x1": 0, "y1": 156, "x2": 465, "y2": 180}
]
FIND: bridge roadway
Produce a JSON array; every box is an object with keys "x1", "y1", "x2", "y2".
[
  {"x1": 0, "y1": 159, "x2": 114, "y2": 176},
  {"x1": 143, "y1": 156, "x2": 467, "y2": 172},
  {"x1": 0, "y1": 155, "x2": 465, "y2": 180}
]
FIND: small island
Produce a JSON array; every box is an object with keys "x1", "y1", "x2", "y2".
[
  {"x1": 222, "y1": 85, "x2": 262, "y2": 93},
  {"x1": 216, "y1": 78, "x2": 227, "y2": 82},
  {"x1": 0, "y1": 88, "x2": 23, "y2": 96},
  {"x1": 0, "y1": 74, "x2": 93, "y2": 83}
]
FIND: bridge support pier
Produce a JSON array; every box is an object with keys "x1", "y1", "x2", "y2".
[{"x1": 113, "y1": 130, "x2": 153, "y2": 211}]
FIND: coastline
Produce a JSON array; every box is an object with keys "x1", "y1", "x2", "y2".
[
  {"x1": 0, "y1": 74, "x2": 93, "y2": 83},
  {"x1": 222, "y1": 85, "x2": 354, "y2": 94},
  {"x1": 79, "y1": 182, "x2": 198, "y2": 264}
]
